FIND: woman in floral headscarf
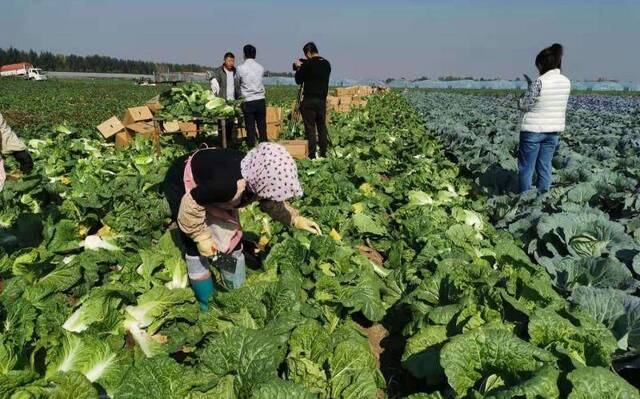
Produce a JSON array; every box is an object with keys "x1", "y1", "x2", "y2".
[{"x1": 163, "y1": 143, "x2": 321, "y2": 311}]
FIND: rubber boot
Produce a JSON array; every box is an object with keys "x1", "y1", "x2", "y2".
[{"x1": 190, "y1": 276, "x2": 214, "y2": 311}]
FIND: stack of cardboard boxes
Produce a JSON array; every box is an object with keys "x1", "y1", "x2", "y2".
[
  {"x1": 326, "y1": 85, "x2": 377, "y2": 113},
  {"x1": 97, "y1": 106, "x2": 155, "y2": 149}
]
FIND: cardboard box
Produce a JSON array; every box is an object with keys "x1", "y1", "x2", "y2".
[
  {"x1": 266, "y1": 107, "x2": 284, "y2": 124},
  {"x1": 326, "y1": 96, "x2": 341, "y2": 107},
  {"x1": 115, "y1": 131, "x2": 133, "y2": 149},
  {"x1": 126, "y1": 121, "x2": 156, "y2": 139},
  {"x1": 237, "y1": 127, "x2": 247, "y2": 138},
  {"x1": 337, "y1": 104, "x2": 351, "y2": 113},
  {"x1": 351, "y1": 97, "x2": 368, "y2": 107},
  {"x1": 356, "y1": 86, "x2": 374, "y2": 96},
  {"x1": 145, "y1": 96, "x2": 162, "y2": 114},
  {"x1": 179, "y1": 122, "x2": 198, "y2": 138},
  {"x1": 279, "y1": 140, "x2": 308, "y2": 160},
  {"x1": 122, "y1": 106, "x2": 153, "y2": 126},
  {"x1": 336, "y1": 87, "x2": 357, "y2": 96},
  {"x1": 339, "y1": 95, "x2": 353, "y2": 105},
  {"x1": 97, "y1": 116, "x2": 126, "y2": 139},
  {"x1": 267, "y1": 123, "x2": 282, "y2": 140},
  {"x1": 163, "y1": 120, "x2": 180, "y2": 133}
]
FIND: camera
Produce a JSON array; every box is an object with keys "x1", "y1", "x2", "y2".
[{"x1": 292, "y1": 58, "x2": 305, "y2": 71}]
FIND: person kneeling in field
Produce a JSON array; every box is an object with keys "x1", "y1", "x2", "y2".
[
  {"x1": 163, "y1": 142, "x2": 321, "y2": 311},
  {"x1": 517, "y1": 43, "x2": 570, "y2": 194},
  {"x1": 0, "y1": 112, "x2": 34, "y2": 191}
]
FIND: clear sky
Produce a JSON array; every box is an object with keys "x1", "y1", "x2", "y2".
[{"x1": 1, "y1": 0, "x2": 639, "y2": 81}]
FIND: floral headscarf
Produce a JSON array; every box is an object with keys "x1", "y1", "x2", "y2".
[{"x1": 241, "y1": 143, "x2": 303, "y2": 202}]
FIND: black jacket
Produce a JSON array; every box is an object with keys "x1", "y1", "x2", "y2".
[{"x1": 295, "y1": 56, "x2": 331, "y2": 99}]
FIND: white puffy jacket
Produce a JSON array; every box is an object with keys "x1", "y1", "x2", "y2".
[{"x1": 520, "y1": 69, "x2": 570, "y2": 133}]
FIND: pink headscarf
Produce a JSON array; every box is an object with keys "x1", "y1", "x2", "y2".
[{"x1": 241, "y1": 143, "x2": 303, "y2": 202}]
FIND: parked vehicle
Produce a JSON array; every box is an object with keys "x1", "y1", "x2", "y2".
[{"x1": 0, "y1": 62, "x2": 47, "y2": 80}]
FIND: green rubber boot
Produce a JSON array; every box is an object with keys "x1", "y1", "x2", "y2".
[{"x1": 190, "y1": 276, "x2": 214, "y2": 312}]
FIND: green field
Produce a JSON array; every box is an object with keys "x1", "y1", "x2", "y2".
[
  {"x1": 0, "y1": 79, "x2": 298, "y2": 130},
  {"x1": 1, "y1": 78, "x2": 638, "y2": 398}
]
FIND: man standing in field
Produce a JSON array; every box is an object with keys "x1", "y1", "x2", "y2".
[
  {"x1": 0, "y1": 112, "x2": 33, "y2": 191},
  {"x1": 237, "y1": 45, "x2": 268, "y2": 147},
  {"x1": 210, "y1": 52, "x2": 241, "y2": 147},
  {"x1": 294, "y1": 42, "x2": 331, "y2": 159}
]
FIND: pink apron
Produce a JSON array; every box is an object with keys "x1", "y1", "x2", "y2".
[{"x1": 183, "y1": 149, "x2": 243, "y2": 254}]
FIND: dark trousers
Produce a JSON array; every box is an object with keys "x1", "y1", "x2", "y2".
[
  {"x1": 218, "y1": 118, "x2": 236, "y2": 147},
  {"x1": 243, "y1": 99, "x2": 267, "y2": 147},
  {"x1": 300, "y1": 97, "x2": 328, "y2": 158}
]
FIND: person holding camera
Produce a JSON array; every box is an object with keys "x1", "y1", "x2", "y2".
[
  {"x1": 294, "y1": 42, "x2": 331, "y2": 159},
  {"x1": 237, "y1": 45, "x2": 268, "y2": 147},
  {"x1": 210, "y1": 52, "x2": 241, "y2": 147}
]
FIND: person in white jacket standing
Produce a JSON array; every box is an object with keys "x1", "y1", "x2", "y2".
[
  {"x1": 517, "y1": 43, "x2": 570, "y2": 193},
  {"x1": 236, "y1": 44, "x2": 267, "y2": 147}
]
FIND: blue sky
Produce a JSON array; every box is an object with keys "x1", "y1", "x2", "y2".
[{"x1": 1, "y1": 0, "x2": 639, "y2": 80}]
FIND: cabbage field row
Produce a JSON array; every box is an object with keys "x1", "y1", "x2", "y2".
[
  {"x1": 0, "y1": 80, "x2": 638, "y2": 398},
  {"x1": 407, "y1": 92, "x2": 640, "y2": 380}
]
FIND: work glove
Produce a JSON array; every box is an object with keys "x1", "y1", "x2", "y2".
[
  {"x1": 193, "y1": 232, "x2": 218, "y2": 257},
  {"x1": 294, "y1": 216, "x2": 322, "y2": 235},
  {"x1": 13, "y1": 150, "x2": 33, "y2": 174},
  {"x1": 210, "y1": 79, "x2": 220, "y2": 96}
]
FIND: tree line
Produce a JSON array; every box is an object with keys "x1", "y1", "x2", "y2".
[{"x1": 0, "y1": 47, "x2": 210, "y2": 74}]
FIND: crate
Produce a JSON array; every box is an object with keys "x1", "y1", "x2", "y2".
[{"x1": 279, "y1": 140, "x2": 308, "y2": 160}]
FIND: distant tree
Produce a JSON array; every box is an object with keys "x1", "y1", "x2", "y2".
[
  {"x1": 412, "y1": 76, "x2": 430, "y2": 82},
  {"x1": 438, "y1": 75, "x2": 474, "y2": 81},
  {"x1": 0, "y1": 47, "x2": 211, "y2": 74},
  {"x1": 264, "y1": 71, "x2": 294, "y2": 78}
]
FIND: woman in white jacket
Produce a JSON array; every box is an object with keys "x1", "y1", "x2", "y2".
[{"x1": 517, "y1": 43, "x2": 570, "y2": 193}]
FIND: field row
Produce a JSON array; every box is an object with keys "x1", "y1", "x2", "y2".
[
  {"x1": 407, "y1": 91, "x2": 640, "y2": 380},
  {"x1": 0, "y1": 80, "x2": 638, "y2": 398}
]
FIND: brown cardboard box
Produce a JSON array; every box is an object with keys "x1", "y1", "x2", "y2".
[
  {"x1": 336, "y1": 87, "x2": 357, "y2": 96},
  {"x1": 163, "y1": 121, "x2": 180, "y2": 133},
  {"x1": 97, "y1": 116, "x2": 126, "y2": 139},
  {"x1": 126, "y1": 121, "x2": 156, "y2": 139},
  {"x1": 122, "y1": 106, "x2": 153, "y2": 126},
  {"x1": 351, "y1": 97, "x2": 368, "y2": 107},
  {"x1": 115, "y1": 131, "x2": 133, "y2": 149},
  {"x1": 339, "y1": 95, "x2": 353, "y2": 105},
  {"x1": 279, "y1": 140, "x2": 308, "y2": 160},
  {"x1": 237, "y1": 127, "x2": 247, "y2": 138},
  {"x1": 337, "y1": 104, "x2": 351, "y2": 113},
  {"x1": 356, "y1": 86, "x2": 374, "y2": 96},
  {"x1": 326, "y1": 96, "x2": 341, "y2": 107},
  {"x1": 266, "y1": 107, "x2": 284, "y2": 124},
  {"x1": 179, "y1": 122, "x2": 198, "y2": 138},
  {"x1": 267, "y1": 123, "x2": 282, "y2": 140},
  {"x1": 145, "y1": 96, "x2": 162, "y2": 114}
]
